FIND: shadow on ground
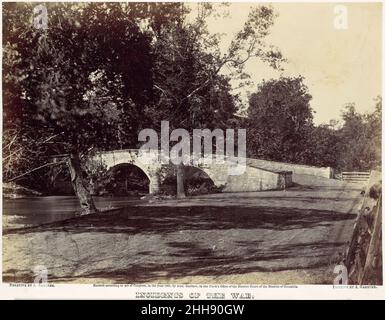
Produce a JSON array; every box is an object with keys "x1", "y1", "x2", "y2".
[
  {"x1": 3, "y1": 182, "x2": 360, "y2": 284},
  {"x1": 3, "y1": 239, "x2": 346, "y2": 284},
  {"x1": 5, "y1": 205, "x2": 356, "y2": 236}
]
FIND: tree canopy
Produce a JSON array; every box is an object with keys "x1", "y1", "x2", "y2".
[
  {"x1": 246, "y1": 77, "x2": 381, "y2": 171},
  {"x1": 247, "y1": 76, "x2": 314, "y2": 163}
]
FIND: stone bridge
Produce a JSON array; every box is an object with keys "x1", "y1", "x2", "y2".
[{"x1": 91, "y1": 149, "x2": 333, "y2": 194}]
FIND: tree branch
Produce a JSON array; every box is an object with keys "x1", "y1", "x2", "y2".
[{"x1": 6, "y1": 160, "x2": 67, "y2": 183}]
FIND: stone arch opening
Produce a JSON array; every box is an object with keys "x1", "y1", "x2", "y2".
[
  {"x1": 184, "y1": 166, "x2": 219, "y2": 195},
  {"x1": 161, "y1": 166, "x2": 220, "y2": 196},
  {"x1": 97, "y1": 163, "x2": 151, "y2": 196}
]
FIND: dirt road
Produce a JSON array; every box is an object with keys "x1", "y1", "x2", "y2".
[{"x1": 2, "y1": 176, "x2": 364, "y2": 284}]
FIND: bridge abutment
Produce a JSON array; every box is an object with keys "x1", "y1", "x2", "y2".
[{"x1": 149, "y1": 175, "x2": 160, "y2": 194}]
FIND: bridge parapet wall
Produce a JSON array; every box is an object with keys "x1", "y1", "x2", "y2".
[
  {"x1": 245, "y1": 158, "x2": 333, "y2": 179},
  {"x1": 223, "y1": 165, "x2": 291, "y2": 192},
  {"x1": 197, "y1": 158, "x2": 292, "y2": 192}
]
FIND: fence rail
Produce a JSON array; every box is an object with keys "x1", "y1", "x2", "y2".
[
  {"x1": 345, "y1": 170, "x2": 382, "y2": 284},
  {"x1": 341, "y1": 171, "x2": 371, "y2": 182}
]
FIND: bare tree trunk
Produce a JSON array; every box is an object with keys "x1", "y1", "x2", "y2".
[
  {"x1": 176, "y1": 163, "x2": 186, "y2": 199},
  {"x1": 68, "y1": 152, "x2": 97, "y2": 215}
]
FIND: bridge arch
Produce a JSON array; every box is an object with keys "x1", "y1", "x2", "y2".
[
  {"x1": 186, "y1": 164, "x2": 228, "y2": 190},
  {"x1": 182, "y1": 165, "x2": 218, "y2": 195},
  {"x1": 95, "y1": 150, "x2": 161, "y2": 194},
  {"x1": 104, "y1": 163, "x2": 151, "y2": 195},
  {"x1": 157, "y1": 164, "x2": 225, "y2": 196}
]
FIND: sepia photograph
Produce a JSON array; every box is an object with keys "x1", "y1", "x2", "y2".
[{"x1": 0, "y1": 0, "x2": 383, "y2": 296}]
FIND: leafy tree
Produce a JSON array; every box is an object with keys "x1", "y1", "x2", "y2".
[
  {"x1": 144, "y1": 3, "x2": 284, "y2": 197},
  {"x1": 364, "y1": 97, "x2": 382, "y2": 170},
  {"x1": 247, "y1": 76, "x2": 313, "y2": 163},
  {"x1": 3, "y1": 3, "x2": 154, "y2": 213},
  {"x1": 305, "y1": 123, "x2": 342, "y2": 168},
  {"x1": 301, "y1": 98, "x2": 381, "y2": 172},
  {"x1": 336, "y1": 99, "x2": 381, "y2": 171},
  {"x1": 147, "y1": 4, "x2": 284, "y2": 129}
]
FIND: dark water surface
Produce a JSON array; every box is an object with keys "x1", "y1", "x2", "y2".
[{"x1": 2, "y1": 196, "x2": 141, "y2": 229}]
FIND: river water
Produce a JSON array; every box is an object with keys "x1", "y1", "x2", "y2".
[{"x1": 2, "y1": 196, "x2": 141, "y2": 229}]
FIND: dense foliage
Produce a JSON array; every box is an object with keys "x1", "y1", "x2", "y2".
[{"x1": 246, "y1": 77, "x2": 381, "y2": 172}]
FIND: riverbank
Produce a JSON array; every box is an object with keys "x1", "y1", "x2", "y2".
[{"x1": 3, "y1": 179, "x2": 363, "y2": 284}]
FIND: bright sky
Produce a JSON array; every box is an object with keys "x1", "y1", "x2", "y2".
[{"x1": 199, "y1": 2, "x2": 382, "y2": 125}]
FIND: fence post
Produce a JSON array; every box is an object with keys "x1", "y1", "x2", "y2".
[{"x1": 360, "y1": 195, "x2": 382, "y2": 284}]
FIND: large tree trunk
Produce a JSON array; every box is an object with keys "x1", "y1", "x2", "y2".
[
  {"x1": 176, "y1": 163, "x2": 186, "y2": 199},
  {"x1": 68, "y1": 152, "x2": 97, "y2": 215}
]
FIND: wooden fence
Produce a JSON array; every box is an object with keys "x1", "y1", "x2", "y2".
[
  {"x1": 345, "y1": 171, "x2": 382, "y2": 284},
  {"x1": 341, "y1": 171, "x2": 371, "y2": 183}
]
